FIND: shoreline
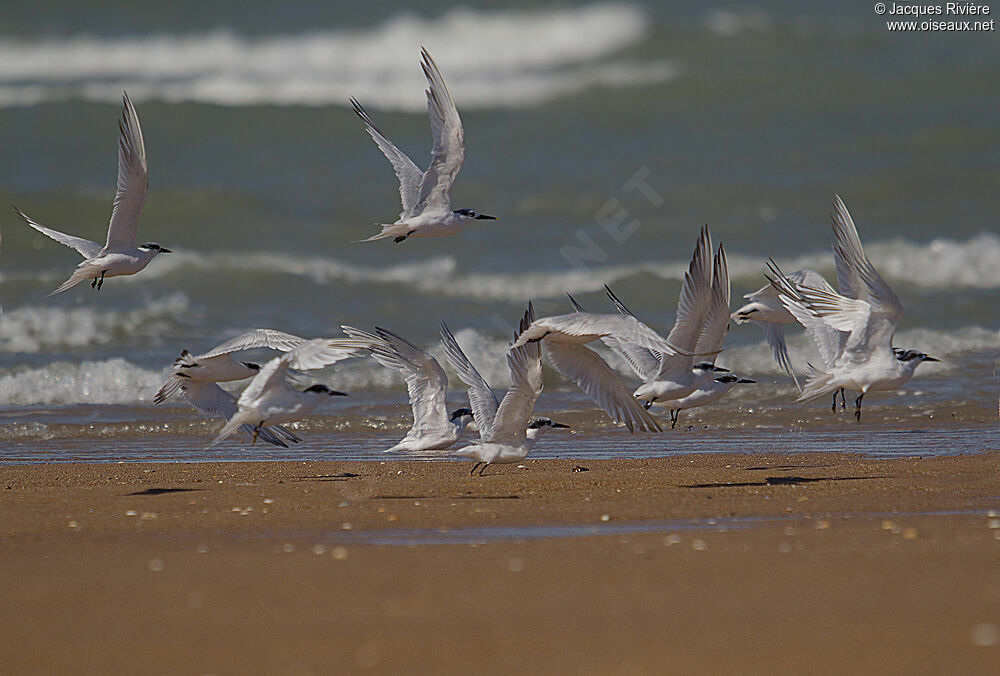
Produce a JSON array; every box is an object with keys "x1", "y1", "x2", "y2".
[{"x1": 3, "y1": 452, "x2": 1000, "y2": 673}]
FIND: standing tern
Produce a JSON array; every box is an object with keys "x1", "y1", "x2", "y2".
[
  {"x1": 209, "y1": 338, "x2": 368, "y2": 446},
  {"x1": 13, "y1": 92, "x2": 171, "y2": 295},
  {"x1": 450, "y1": 303, "x2": 570, "y2": 475},
  {"x1": 340, "y1": 325, "x2": 475, "y2": 452},
  {"x1": 768, "y1": 195, "x2": 938, "y2": 421},
  {"x1": 351, "y1": 48, "x2": 495, "y2": 244},
  {"x1": 153, "y1": 328, "x2": 316, "y2": 405}
]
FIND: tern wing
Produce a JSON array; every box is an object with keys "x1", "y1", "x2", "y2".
[
  {"x1": 104, "y1": 92, "x2": 148, "y2": 252},
  {"x1": 661, "y1": 226, "x2": 714, "y2": 366},
  {"x1": 440, "y1": 322, "x2": 500, "y2": 438},
  {"x1": 544, "y1": 341, "x2": 661, "y2": 434},
  {"x1": 198, "y1": 329, "x2": 310, "y2": 359},
  {"x1": 181, "y1": 381, "x2": 291, "y2": 448},
  {"x1": 351, "y1": 97, "x2": 424, "y2": 219},
  {"x1": 762, "y1": 322, "x2": 800, "y2": 389},
  {"x1": 489, "y1": 304, "x2": 542, "y2": 443},
  {"x1": 513, "y1": 312, "x2": 683, "y2": 358},
  {"x1": 281, "y1": 338, "x2": 369, "y2": 371},
  {"x1": 831, "y1": 195, "x2": 903, "y2": 324},
  {"x1": 12, "y1": 206, "x2": 102, "y2": 259},
  {"x1": 412, "y1": 48, "x2": 464, "y2": 214},
  {"x1": 693, "y1": 243, "x2": 731, "y2": 361},
  {"x1": 602, "y1": 285, "x2": 662, "y2": 380},
  {"x1": 343, "y1": 325, "x2": 451, "y2": 438}
]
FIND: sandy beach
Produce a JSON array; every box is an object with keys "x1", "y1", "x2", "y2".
[{"x1": 3, "y1": 451, "x2": 1000, "y2": 674}]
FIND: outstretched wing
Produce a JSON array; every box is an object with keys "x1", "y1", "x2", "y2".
[
  {"x1": 105, "y1": 91, "x2": 148, "y2": 252},
  {"x1": 343, "y1": 325, "x2": 452, "y2": 438},
  {"x1": 602, "y1": 284, "x2": 663, "y2": 380},
  {"x1": 440, "y1": 322, "x2": 500, "y2": 438},
  {"x1": 489, "y1": 303, "x2": 542, "y2": 443},
  {"x1": 412, "y1": 48, "x2": 464, "y2": 214},
  {"x1": 692, "y1": 243, "x2": 730, "y2": 361},
  {"x1": 199, "y1": 329, "x2": 310, "y2": 359},
  {"x1": 663, "y1": 225, "x2": 714, "y2": 359},
  {"x1": 351, "y1": 97, "x2": 424, "y2": 219},
  {"x1": 544, "y1": 341, "x2": 661, "y2": 434},
  {"x1": 12, "y1": 206, "x2": 102, "y2": 259}
]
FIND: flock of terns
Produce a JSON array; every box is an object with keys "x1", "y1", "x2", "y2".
[{"x1": 11, "y1": 49, "x2": 938, "y2": 475}]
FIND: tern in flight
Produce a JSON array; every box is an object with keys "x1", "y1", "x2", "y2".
[
  {"x1": 450, "y1": 303, "x2": 570, "y2": 475},
  {"x1": 14, "y1": 92, "x2": 171, "y2": 295},
  {"x1": 340, "y1": 325, "x2": 475, "y2": 452},
  {"x1": 351, "y1": 48, "x2": 495, "y2": 244},
  {"x1": 209, "y1": 338, "x2": 368, "y2": 446},
  {"x1": 768, "y1": 195, "x2": 938, "y2": 421}
]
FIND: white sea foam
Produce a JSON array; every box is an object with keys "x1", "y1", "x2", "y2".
[
  {"x1": 0, "y1": 358, "x2": 164, "y2": 405},
  {"x1": 0, "y1": 294, "x2": 189, "y2": 353},
  {"x1": 136, "y1": 231, "x2": 1000, "y2": 302},
  {"x1": 0, "y1": 4, "x2": 674, "y2": 109}
]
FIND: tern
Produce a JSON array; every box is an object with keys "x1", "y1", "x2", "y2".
[
  {"x1": 450, "y1": 303, "x2": 570, "y2": 475},
  {"x1": 209, "y1": 338, "x2": 367, "y2": 446},
  {"x1": 340, "y1": 325, "x2": 475, "y2": 452},
  {"x1": 768, "y1": 195, "x2": 939, "y2": 421},
  {"x1": 351, "y1": 48, "x2": 495, "y2": 244},
  {"x1": 509, "y1": 304, "x2": 684, "y2": 433},
  {"x1": 176, "y1": 380, "x2": 302, "y2": 448},
  {"x1": 13, "y1": 92, "x2": 171, "y2": 295},
  {"x1": 665, "y1": 374, "x2": 756, "y2": 429},
  {"x1": 731, "y1": 269, "x2": 839, "y2": 391},
  {"x1": 154, "y1": 328, "x2": 318, "y2": 405}
]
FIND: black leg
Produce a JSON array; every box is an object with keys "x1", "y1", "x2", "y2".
[
  {"x1": 854, "y1": 393, "x2": 865, "y2": 422},
  {"x1": 644, "y1": 399, "x2": 654, "y2": 410},
  {"x1": 394, "y1": 235, "x2": 407, "y2": 243},
  {"x1": 831, "y1": 391, "x2": 838, "y2": 413},
  {"x1": 96, "y1": 270, "x2": 106, "y2": 290},
  {"x1": 251, "y1": 424, "x2": 261, "y2": 445},
  {"x1": 478, "y1": 463, "x2": 489, "y2": 476},
  {"x1": 469, "y1": 462, "x2": 482, "y2": 475},
  {"x1": 670, "y1": 409, "x2": 679, "y2": 430},
  {"x1": 840, "y1": 388, "x2": 846, "y2": 410},
  {"x1": 91, "y1": 277, "x2": 98, "y2": 289}
]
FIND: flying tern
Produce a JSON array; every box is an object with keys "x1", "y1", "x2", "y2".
[
  {"x1": 731, "y1": 269, "x2": 839, "y2": 391},
  {"x1": 351, "y1": 47, "x2": 495, "y2": 244},
  {"x1": 340, "y1": 325, "x2": 475, "y2": 452},
  {"x1": 664, "y1": 374, "x2": 756, "y2": 429},
  {"x1": 14, "y1": 92, "x2": 171, "y2": 295},
  {"x1": 176, "y1": 380, "x2": 302, "y2": 448},
  {"x1": 768, "y1": 195, "x2": 939, "y2": 421},
  {"x1": 154, "y1": 328, "x2": 317, "y2": 405},
  {"x1": 451, "y1": 303, "x2": 570, "y2": 475},
  {"x1": 209, "y1": 338, "x2": 367, "y2": 446}
]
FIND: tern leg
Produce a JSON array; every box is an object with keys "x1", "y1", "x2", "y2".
[
  {"x1": 644, "y1": 399, "x2": 654, "y2": 411},
  {"x1": 95, "y1": 270, "x2": 106, "y2": 290},
  {"x1": 469, "y1": 462, "x2": 483, "y2": 475},
  {"x1": 854, "y1": 393, "x2": 865, "y2": 423},
  {"x1": 393, "y1": 231, "x2": 415, "y2": 244},
  {"x1": 251, "y1": 424, "x2": 261, "y2": 445},
  {"x1": 831, "y1": 391, "x2": 838, "y2": 413},
  {"x1": 670, "y1": 409, "x2": 680, "y2": 430},
  {"x1": 478, "y1": 463, "x2": 489, "y2": 476},
  {"x1": 840, "y1": 388, "x2": 846, "y2": 410}
]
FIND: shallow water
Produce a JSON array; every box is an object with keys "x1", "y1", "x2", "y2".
[{"x1": 0, "y1": 1, "x2": 997, "y2": 454}]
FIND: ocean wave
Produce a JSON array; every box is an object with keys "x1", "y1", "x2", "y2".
[
  {"x1": 1, "y1": 323, "x2": 994, "y2": 407},
  {"x1": 0, "y1": 4, "x2": 674, "y2": 109},
  {"x1": 0, "y1": 293, "x2": 189, "y2": 353},
  {"x1": 0, "y1": 358, "x2": 164, "y2": 405},
  {"x1": 129, "y1": 232, "x2": 1000, "y2": 302}
]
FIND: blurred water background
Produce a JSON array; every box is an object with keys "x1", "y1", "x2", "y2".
[{"x1": 0, "y1": 1, "x2": 997, "y2": 460}]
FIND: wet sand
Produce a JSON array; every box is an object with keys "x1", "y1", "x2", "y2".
[{"x1": 3, "y1": 451, "x2": 1000, "y2": 674}]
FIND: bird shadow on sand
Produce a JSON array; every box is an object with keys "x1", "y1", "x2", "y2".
[
  {"x1": 681, "y1": 476, "x2": 890, "y2": 489},
  {"x1": 290, "y1": 473, "x2": 361, "y2": 482},
  {"x1": 125, "y1": 487, "x2": 201, "y2": 496}
]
